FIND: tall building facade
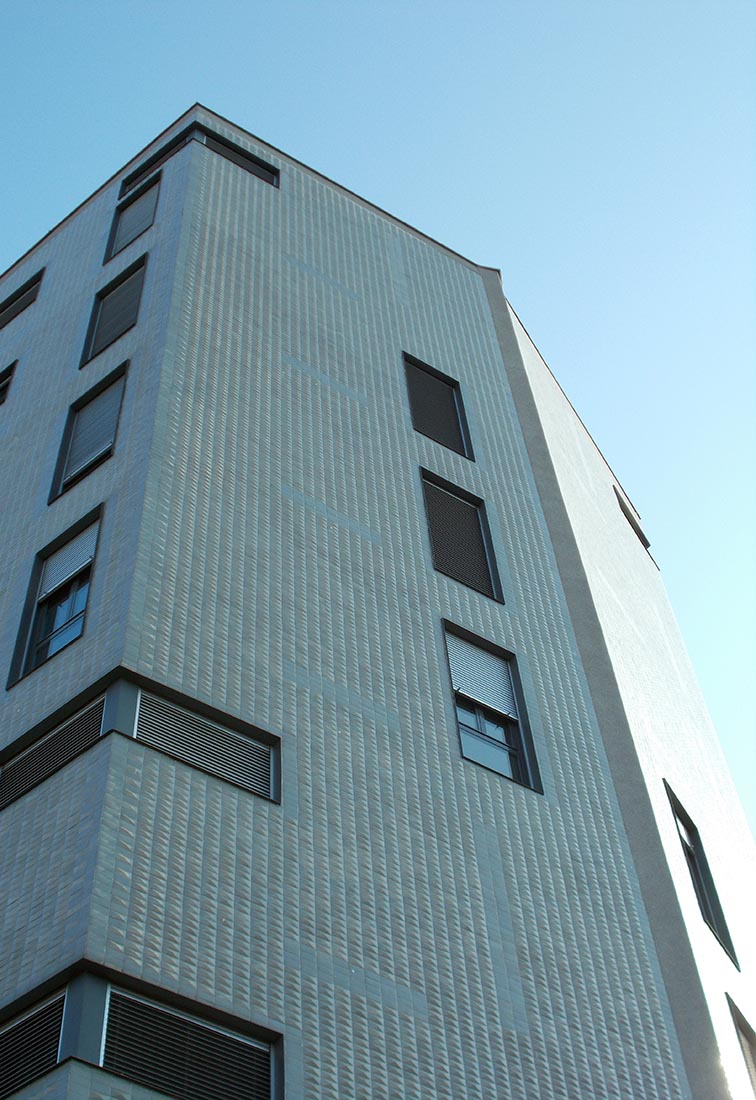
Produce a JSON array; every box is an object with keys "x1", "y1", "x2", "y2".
[{"x1": 0, "y1": 105, "x2": 754, "y2": 1100}]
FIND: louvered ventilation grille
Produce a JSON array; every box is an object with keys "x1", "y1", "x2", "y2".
[
  {"x1": 136, "y1": 693, "x2": 272, "y2": 798},
  {"x1": 0, "y1": 995, "x2": 64, "y2": 1099},
  {"x1": 0, "y1": 698, "x2": 104, "y2": 811},
  {"x1": 104, "y1": 993, "x2": 271, "y2": 1100},
  {"x1": 422, "y1": 479, "x2": 496, "y2": 597},
  {"x1": 405, "y1": 361, "x2": 467, "y2": 455}
]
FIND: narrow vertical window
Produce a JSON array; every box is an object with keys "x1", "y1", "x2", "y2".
[
  {"x1": 105, "y1": 176, "x2": 160, "y2": 261},
  {"x1": 0, "y1": 361, "x2": 17, "y2": 405},
  {"x1": 665, "y1": 782, "x2": 738, "y2": 964},
  {"x1": 81, "y1": 258, "x2": 146, "y2": 364},
  {"x1": 51, "y1": 367, "x2": 126, "y2": 497},
  {"x1": 444, "y1": 627, "x2": 540, "y2": 789},
  {"x1": 404, "y1": 353, "x2": 473, "y2": 458},
  {"x1": 421, "y1": 470, "x2": 502, "y2": 599}
]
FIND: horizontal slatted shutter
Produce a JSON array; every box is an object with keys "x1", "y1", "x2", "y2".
[
  {"x1": 422, "y1": 477, "x2": 496, "y2": 597},
  {"x1": 136, "y1": 693, "x2": 273, "y2": 798},
  {"x1": 104, "y1": 992, "x2": 271, "y2": 1100},
  {"x1": 39, "y1": 522, "x2": 99, "y2": 599},
  {"x1": 90, "y1": 265, "x2": 145, "y2": 357},
  {"x1": 64, "y1": 377, "x2": 125, "y2": 483},
  {"x1": 0, "y1": 697, "x2": 105, "y2": 811},
  {"x1": 0, "y1": 995, "x2": 65, "y2": 1100},
  {"x1": 405, "y1": 359, "x2": 467, "y2": 455},
  {"x1": 446, "y1": 633, "x2": 518, "y2": 718},
  {"x1": 111, "y1": 183, "x2": 159, "y2": 256}
]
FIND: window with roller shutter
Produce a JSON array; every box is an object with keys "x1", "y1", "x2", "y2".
[
  {"x1": 81, "y1": 257, "x2": 146, "y2": 364},
  {"x1": 105, "y1": 176, "x2": 160, "y2": 261},
  {"x1": 421, "y1": 470, "x2": 502, "y2": 599},
  {"x1": 404, "y1": 353, "x2": 473, "y2": 458},
  {"x1": 51, "y1": 367, "x2": 126, "y2": 498},
  {"x1": 8, "y1": 512, "x2": 101, "y2": 684},
  {"x1": 444, "y1": 626, "x2": 541, "y2": 790}
]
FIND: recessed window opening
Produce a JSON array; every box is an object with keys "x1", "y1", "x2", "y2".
[
  {"x1": 404, "y1": 353, "x2": 473, "y2": 458},
  {"x1": 0, "y1": 270, "x2": 44, "y2": 331},
  {"x1": 51, "y1": 366, "x2": 127, "y2": 498},
  {"x1": 105, "y1": 176, "x2": 160, "y2": 261},
  {"x1": 0, "y1": 361, "x2": 17, "y2": 405},
  {"x1": 421, "y1": 470, "x2": 502, "y2": 600},
  {"x1": 81, "y1": 258, "x2": 146, "y2": 364}
]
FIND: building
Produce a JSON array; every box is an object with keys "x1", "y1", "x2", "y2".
[{"x1": 0, "y1": 105, "x2": 754, "y2": 1100}]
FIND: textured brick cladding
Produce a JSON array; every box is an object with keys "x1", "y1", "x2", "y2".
[{"x1": 95, "y1": 121, "x2": 693, "y2": 1098}]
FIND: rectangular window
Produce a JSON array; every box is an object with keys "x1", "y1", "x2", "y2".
[
  {"x1": 665, "y1": 782, "x2": 738, "y2": 965},
  {"x1": 9, "y1": 515, "x2": 100, "y2": 683},
  {"x1": 105, "y1": 175, "x2": 160, "y2": 261},
  {"x1": 51, "y1": 366, "x2": 126, "y2": 497},
  {"x1": 0, "y1": 361, "x2": 17, "y2": 405},
  {"x1": 728, "y1": 997, "x2": 756, "y2": 1094},
  {"x1": 444, "y1": 627, "x2": 540, "y2": 789},
  {"x1": 421, "y1": 470, "x2": 502, "y2": 599},
  {"x1": 404, "y1": 353, "x2": 473, "y2": 458},
  {"x1": 0, "y1": 270, "x2": 43, "y2": 331},
  {"x1": 81, "y1": 257, "x2": 146, "y2": 364}
]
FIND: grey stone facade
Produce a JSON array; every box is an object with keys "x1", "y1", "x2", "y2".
[{"x1": 1, "y1": 106, "x2": 754, "y2": 1099}]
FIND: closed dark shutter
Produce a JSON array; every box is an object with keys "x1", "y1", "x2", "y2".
[
  {"x1": 0, "y1": 697, "x2": 104, "y2": 811},
  {"x1": 422, "y1": 474, "x2": 500, "y2": 598},
  {"x1": 405, "y1": 357, "x2": 470, "y2": 456},
  {"x1": 0, "y1": 995, "x2": 64, "y2": 1099},
  {"x1": 87, "y1": 263, "x2": 145, "y2": 360},
  {"x1": 104, "y1": 992, "x2": 271, "y2": 1100},
  {"x1": 0, "y1": 271, "x2": 43, "y2": 331},
  {"x1": 136, "y1": 692, "x2": 273, "y2": 799},
  {"x1": 63, "y1": 376, "x2": 125, "y2": 485},
  {"x1": 108, "y1": 181, "x2": 159, "y2": 259}
]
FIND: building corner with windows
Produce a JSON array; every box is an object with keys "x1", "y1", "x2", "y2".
[{"x1": 0, "y1": 105, "x2": 754, "y2": 1100}]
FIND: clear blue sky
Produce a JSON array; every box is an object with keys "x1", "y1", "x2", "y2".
[{"x1": 3, "y1": 1, "x2": 754, "y2": 835}]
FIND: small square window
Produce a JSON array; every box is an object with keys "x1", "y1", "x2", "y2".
[
  {"x1": 51, "y1": 367, "x2": 126, "y2": 498},
  {"x1": 444, "y1": 626, "x2": 541, "y2": 790},
  {"x1": 0, "y1": 270, "x2": 43, "y2": 331},
  {"x1": 105, "y1": 176, "x2": 160, "y2": 262},
  {"x1": 0, "y1": 361, "x2": 17, "y2": 405},
  {"x1": 421, "y1": 469, "x2": 502, "y2": 599},
  {"x1": 404, "y1": 353, "x2": 473, "y2": 458},
  {"x1": 8, "y1": 516, "x2": 100, "y2": 684},
  {"x1": 81, "y1": 258, "x2": 146, "y2": 364},
  {"x1": 665, "y1": 782, "x2": 738, "y2": 965}
]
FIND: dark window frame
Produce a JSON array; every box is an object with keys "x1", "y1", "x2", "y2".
[
  {"x1": 421, "y1": 468, "x2": 503, "y2": 601},
  {"x1": 727, "y1": 996, "x2": 756, "y2": 1093},
  {"x1": 664, "y1": 781, "x2": 739, "y2": 966},
  {"x1": 443, "y1": 621, "x2": 542, "y2": 792},
  {"x1": 0, "y1": 270, "x2": 44, "y2": 331},
  {"x1": 120, "y1": 122, "x2": 279, "y2": 197},
  {"x1": 104, "y1": 174, "x2": 161, "y2": 262},
  {"x1": 80, "y1": 256, "x2": 147, "y2": 366},
  {"x1": 404, "y1": 353, "x2": 474, "y2": 459},
  {"x1": 49, "y1": 363, "x2": 128, "y2": 501},
  {"x1": 0, "y1": 361, "x2": 17, "y2": 405},
  {"x1": 7, "y1": 507, "x2": 102, "y2": 688}
]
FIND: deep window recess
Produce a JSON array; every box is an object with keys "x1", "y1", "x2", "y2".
[
  {"x1": 421, "y1": 470, "x2": 502, "y2": 599},
  {"x1": 9, "y1": 516, "x2": 100, "y2": 682},
  {"x1": 665, "y1": 782, "x2": 738, "y2": 965},
  {"x1": 81, "y1": 257, "x2": 146, "y2": 364},
  {"x1": 728, "y1": 997, "x2": 756, "y2": 1094},
  {"x1": 121, "y1": 122, "x2": 279, "y2": 196},
  {"x1": 105, "y1": 176, "x2": 160, "y2": 261},
  {"x1": 0, "y1": 270, "x2": 43, "y2": 331},
  {"x1": 0, "y1": 994, "x2": 65, "y2": 1100},
  {"x1": 404, "y1": 353, "x2": 473, "y2": 458},
  {"x1": 445, "y1": 628, "x2": 540, "y2": 789},
  {"x1": 51, "y1": 367, "x2": 126, "y2": 497},
  {"x1": 0, "y1": 361, "x2": 17, "y2": 405},
  {"x1": 103, "y1": 990, "x2": 272, "y2": 1100},
  {"x1": 613, "y1": 486, "x2": 651, "y2": 550}
]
